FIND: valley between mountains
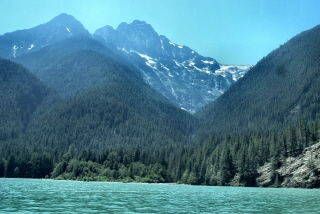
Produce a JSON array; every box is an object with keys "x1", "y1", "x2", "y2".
[{"x1": 1, "y1": 13, "x2": 320, "y2": 188}]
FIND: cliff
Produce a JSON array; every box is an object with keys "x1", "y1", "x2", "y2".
[{"x1": 257, "y1": 142, "x2": 320, "y2": 188}]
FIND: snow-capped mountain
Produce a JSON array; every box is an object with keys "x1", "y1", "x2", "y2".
[
  {"x1": 0, "y1": 14, "x2": 251, "y2": 112},
  {"x1": 95, "y1": 20, "x2": 251, "y2": 112},
  {"x1": 0, "y1": 13, "x2": 90, "y2": 59}
]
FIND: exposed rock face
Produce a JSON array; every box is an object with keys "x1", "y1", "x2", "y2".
[
  {"x1": 257, "y1": 142, "x2": 320, "y2": 188},
  {"x1": 0, "y1": 14, "x2": 251, "y2": 112},
  {"x1": 95, "y1": 21, "x2": 251, "y2": 112}
]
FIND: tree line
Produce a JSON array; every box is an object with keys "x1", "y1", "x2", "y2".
[{"x1": 1, "y1": 120, "x2": 319, "y2": 186}]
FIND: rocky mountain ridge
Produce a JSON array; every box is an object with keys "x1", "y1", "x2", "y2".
[
  {"x1": 0, "y1": 13, "x2": 90, "y2": 59},
  {"x1": 95, "y1": 20, "x2": 251, "y2": 112},
  {"x1": 0, "y1": 14, "x2": 251, "y2": 112}
]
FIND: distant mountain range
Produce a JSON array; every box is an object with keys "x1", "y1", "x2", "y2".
[
  {"x1": 1, "y1": 13, "x2": 319, "y2": 187},
  {"x1": 0, "y1": 13, "x2": 251, "y2": 112},
  {"x1": 95, "y1": 20, "x2": 251, "y2": 112}
]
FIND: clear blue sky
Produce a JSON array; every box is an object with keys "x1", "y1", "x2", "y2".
[{"x1": 1, "y1": 0, "x2": 320, "y2": 65}]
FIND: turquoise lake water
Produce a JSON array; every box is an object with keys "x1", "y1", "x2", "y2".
[{"x1": 0, "y1": 178, "x2": 319, "y2": 213}]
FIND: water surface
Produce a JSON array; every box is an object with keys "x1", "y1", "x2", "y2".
[{"x1": 0, "y1": 178, "x2": 319, "y2": 213}]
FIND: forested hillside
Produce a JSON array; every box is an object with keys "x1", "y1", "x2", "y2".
[
  {"x1": 24, "y1": 49, "x2": 196, "y2": 153},
  {"x1": 0, "y1": 58, "x2": 57, "y2": 142},
  {"x1": 197, "y1": 24, "x2": 320, "y2": 138},
  {"x1": 0, "y1": 45, "x2": 196, "y2": 181},
  {"x1": 184, "y1": 24, "x2": 320, "y2": 187},
  {"x1": 14, "y1": 37, "x2": 139, "y2": 98},
  {"x1": 1, "y1": 20, "x2": 320, "y2": 187}
]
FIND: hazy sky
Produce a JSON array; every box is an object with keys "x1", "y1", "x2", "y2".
[{"x1": 1, "y1": 0, "x2": 320, "y2": 65}]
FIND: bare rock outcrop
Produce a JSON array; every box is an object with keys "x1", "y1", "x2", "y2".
[{"x1": 257, "y1": 142, "x2": 320, "y2": 188}]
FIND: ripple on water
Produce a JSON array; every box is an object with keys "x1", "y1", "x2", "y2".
[{"x1": 1, "y1": 179, "x2": 320, "y2": 213}]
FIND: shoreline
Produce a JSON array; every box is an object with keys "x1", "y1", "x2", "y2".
[{"x1": 1, "y1": 177, "x2": 319, "y2": 189}]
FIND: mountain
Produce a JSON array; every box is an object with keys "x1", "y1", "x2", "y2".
[
  {"x1": 94, "y1": 20, "x2": 251, "y2": 112},
  {"x1": 1, "y1": 15, "x2": 320, "y2": 187},
  {"x1": 0, "y1": 13, "x2": 90, "y2": 59},
  {"x1": 6, "y1": 36, "x2": 196, "y2": 152},
  {"x1": 0, "y1": 39, "x2": 196, "y2": 180},
  {"x1": 0, "y1": 14, "x2": 250, "y2": 112},
  {"x1": 20, "y1": 45, "x2": 196, "y2": 153},
  {"x1": 14, "y1": 37, "x2": 127, "y2": 98},
  {"x1": 197, "y1": 24, "x2": 320, "y2": 137},
  {"x1": 0, "y1": 58, "x2": 57, "y2": 142}
]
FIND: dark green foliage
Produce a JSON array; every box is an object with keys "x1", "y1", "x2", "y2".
[
  {"x1": 196, "y1": 24, "x2": 320, "y2": 138},
  {"x1": 51, "y1": 150, "x2": 172, "y2": 183},
  {"x1": 28, "y1": 152, "x2": 53, "y2": 178},
  {"x1": 15, "y1": 48, "x2": 116, "y2": 98},
  {"x1": 22, "y1": 48, "x2": 195, "y2": 154},
  {"x1": 0, "y1": 38, "x2": 195, "y2": 183},
  {"x1": 0, "y1": 58, "x2": 57, "y2": 142},
  {"x1": 2, "y1": 24, "x2": 320, "y2": 187},
  {"x1": 0, "y1": 145, "x2": 53, "y2": 178},
  {"x1": 0, "y1": 159, "x2": 5, "y2": 177},
  {"x1": 14, "y1": 36, "x2": 140, "y2": 98}
]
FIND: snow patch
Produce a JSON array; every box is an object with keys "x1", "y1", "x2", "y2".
[
  {"x1": 28, "y1": 44, "x2": 34, "y2": 50},
  {"x1": 202, "y1": 60, "x2": 214, "y2": 64},
  {"x1": 160, "y1": 39, "x2": 165, "y2": 50},
  {"x1": 169, "y1": 41, "x2": 176, "y2": 46},
  {"x1": 138, "y1": 53, "x2": 156, "y2": 64},
  {"x1": 161, "y1": 64, "x2": 169, "y2": 70},
  {"x1": 178, "y1": 46, "x2": 183, "y2": 49},
  {"x1": 203, "y1": 67, "x2": 211, "y2": 74},
  {"x1": 121, "y1": 48, "x2": 129, "y2": 53},
  {"x1": 215, "y1": 64, "x2": 252, "y2": 81},
  {"x1": 170, "y1": 85, "x2": 178, "y2": 99},
  {"x1": 173, "y1": 60, "x2": 183, "y2": 67},
  {"x1": 13, "y1": 45, "x2": 18, "y2": 58},
  {"x1": 194, "y1": 66, "x2": 202, "y2": 72},
  {"x1": 189, "y1": 61, "x2": 195, "y2": 66},
  {"x1": 66, "y1": 28, "x2": 72, "y2": 35},
  {"x1": 138, "y1": 53, "x2": 157, "y2": 69}
]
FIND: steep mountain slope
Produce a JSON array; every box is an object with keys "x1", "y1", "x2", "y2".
[
  {"x1": 95, "y1": 21, "x2": 251, "y2": 112},
  {"x1": 0, "y1": 39, "x2": 196, "y2": 180},
  {"x1": 197, "y1": 24, "x2": 320, "y2": 137},
  {"x1": 0, "y1": 13, "x2": 250, "y2": 112},
  {"x1": 0, "y1": 58, "x2": 57, "y2": 142},
  {"x1": 14, "y1": 38, "x2": 126, "y2": 98},
  {"x1": 0, "y1": 13, "x2": 90, "y2": 59},
  {"x1": 23, "y1": 48, "x2": 196, "y2": 154}
]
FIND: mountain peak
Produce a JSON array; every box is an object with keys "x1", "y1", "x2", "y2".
[
  {"x1": 94, "y1": 19, "x2": 250, "y2": 112},
  {"x1": 0, "y1": 13, "x2": 90, "y2": 59},
  {"x1": 55, "y1": 13, "x2": 73, "y2": 18},
  {"x1": 51, "y1": 13, "x2": 77, "y2": 22},
  {"x1": 47, "y1": 13, "x2": 88, "y2": 32},
  {"x1": 133, "y1": 20, "x2": 146, "y2": 23},
  {"x1": 131, "y1": 20, "x2": 148, "y2": 26},
  {"x1": 117, "y1": 20, "x2": 157, "y2": 36}
]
